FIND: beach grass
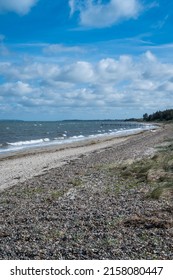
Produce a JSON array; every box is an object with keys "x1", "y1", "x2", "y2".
[{"x1": 113, "y1": 139, "x2": 173, "y2": 200}]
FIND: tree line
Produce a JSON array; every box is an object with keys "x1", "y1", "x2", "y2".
[{"x1": 143, "y1": 109, "x2": 173, "y2": 121}]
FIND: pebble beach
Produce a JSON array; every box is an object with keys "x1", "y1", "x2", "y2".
[{"x1": 0, "y1": 123, "x2": 173, "y2": 260}]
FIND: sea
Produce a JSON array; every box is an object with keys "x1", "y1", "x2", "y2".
[{"x1": 0, "y1": 120, "x2": 156, "y2": 154}]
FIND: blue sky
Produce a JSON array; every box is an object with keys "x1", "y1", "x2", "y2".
[{"x1": 0, "y1": 0, "x2": 173, "y2": 120}]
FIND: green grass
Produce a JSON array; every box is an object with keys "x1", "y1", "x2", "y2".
[
  {"x1": 49, "y1": 190, "x2": 64, "y2": 199},
  {"x1": 68, "y1": 178, "x2": 83, "y2": 187},
  {"x1": 103, "y1": 184, "x2": 120, "y2": 195},
  {"x1": 16, "y1": 186, "x2": 44, "y2": 198},
  {"x1": 107, "y1": 140, "x2": 173, "y2": 200},
  {"x1": 148, "y1": 186, "x2": 163, "y2": 199}
]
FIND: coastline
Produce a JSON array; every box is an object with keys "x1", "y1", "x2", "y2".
[
  {"x1": 0, "y1": 126, "x2": 157, "y2": 192},
  {"x1": 0, "y1": 120, "x2": 152, "y2": 156},
  {"x1": 0, "y1": 123, "x2": 173, "y2": 259}
]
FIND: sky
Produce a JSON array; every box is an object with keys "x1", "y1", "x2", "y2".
[{"x1": 0, "y1": 0, "x2": 173, "y2": 120}]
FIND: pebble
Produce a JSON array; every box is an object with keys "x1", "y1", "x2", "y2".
[{"x1": 0, "y1": 124, "x2": 173, "y2": 260}]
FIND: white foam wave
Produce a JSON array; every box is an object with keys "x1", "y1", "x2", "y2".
[
  {"x1": 8, "y1": 138, "x2": 50, "y2": 146},
  {"x1": 71, "y1": 135, "x2": 84, "y2": 139},
  {"x1": 0, "y1": 124, "x2": 157, "y2": 154}
]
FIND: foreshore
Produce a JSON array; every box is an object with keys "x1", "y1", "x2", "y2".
[
  {"x1": 0, "y1": 123, "x2": 173, "y2": 259},
  {"x1": 0, "y1": 127, "x2": 157, "y2": 192}
]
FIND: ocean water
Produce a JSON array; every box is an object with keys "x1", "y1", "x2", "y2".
[{"x1": 0, "y1": 120, "x2": 155, "y2": 154}]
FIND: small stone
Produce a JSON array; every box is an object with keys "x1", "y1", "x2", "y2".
[{"x1": 167, "y1": 227, "x2": 173, "y2": 236}]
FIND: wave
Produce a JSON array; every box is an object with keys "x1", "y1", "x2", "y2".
[
  {"x1": 0, "y1": 124, "x2": 157, "y2": 154},
  {"x1": 0, "y1": 142, "x2": 9, "y2": 148},
  {"x1": 71, "y1": 135, "x2": 84, "y2": 139},
  {"x1": 7, "y1": 138, "x2": 50, "y2": 146}
]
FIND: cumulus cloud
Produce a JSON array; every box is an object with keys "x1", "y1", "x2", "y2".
[
  {"x1": 69, "y1": 0, "x2": 142, "y2": 28},
  {"x1": 141, "y1": 51, "x2": 173, "y2": 81},
  {"x1": 0, "y1": 81, "x2": 39, "y2": 96},
  {"x1": 0, "y1": 62, "x2": 60, "y2": 80},
  {"x1": 97, "y1": 56, "x2": 137, "y2": 83},
  {"x1": 1, "y1": 51, "x2": 173, "y2": 115},
  {"x1": 0, "y1": 0, "x2": 38, "y2": 15},
  {"x1": 144, "y1": 50, "x2": 157, "y2": 62},
  {"x1": 60, "y1": 61, "x2": 95, "y2": 83}
]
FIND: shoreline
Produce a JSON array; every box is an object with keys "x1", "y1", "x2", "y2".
[
  {"x1": 0, "y1": 126, "x2": 158, "y2": 192},
  {"x1": 0, "y1": 123, "x2": 173, "y2": 259},
  {"x1": 0, "y1": 122, "x2": 156, "y2": 158}
]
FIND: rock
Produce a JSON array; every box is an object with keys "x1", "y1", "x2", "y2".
[
  {"x1": 0, "y1": 227, "x2": 10, "y2": 237},
  {"x1": 13, "y1": 176, "x2": 21, "y2": 180}
]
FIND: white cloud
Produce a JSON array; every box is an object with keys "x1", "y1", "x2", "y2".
[
  {"x1": 141, "y1": 52, "x2": 173, "y2": 81},
  {"x1": 152, "y1": 14, "x2": 169, "y2": 29},
  {"x1": 97, "y1": 56, "x2": 137, "y2": 83},
  {"x1": 43, "y1": 44, "x2": 83, "y2": 54},
  {"x1": 0, "y1": 81, "x2": 38, "y2": 96},
  {"x1": 0, "y1": 62, "x2": 60, "y2": 80},
  {"x1": 0, "y1": 0, "x2": 38, "y2": 15},
  {"x1": 69, "y1": 0, "x2": 78, "y2": 17},
  {"x1": 60, "y1": 61, "x2": 95, "y2": 83},
  {"x1": 13, "y1": 81, "x2": 35, "y2": 95},
  {"x1": 157, "y1": 81, "x2": 173, "y2": 92},
  {"x1": 69, "y1": 0, "x2": 142, "y2": 28},
  {"x1": 144, "y1": 50, "x2": 157, "y2": 62},
  {"x1": 1, "y1": 51, "x2": 173, "y2": 115},
  {"x1": 0, "y1": 34, "x2": 10, "y2": 56}
]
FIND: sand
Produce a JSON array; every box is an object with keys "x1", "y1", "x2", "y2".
[{"x1": 0, "y1": 128, "x2": 156, "y2": 192}]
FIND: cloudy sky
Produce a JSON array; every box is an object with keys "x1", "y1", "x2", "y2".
[{"x1": 0, "y1": 0, "x2": 173, "y2": 120}]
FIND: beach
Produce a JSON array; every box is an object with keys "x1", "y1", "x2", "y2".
[
  {"x1": 0, "y1": 123, "x2": 173, "y2": 259},
  {"x1": 0, "y1": 126, "x2": 156, "y2": 192}
]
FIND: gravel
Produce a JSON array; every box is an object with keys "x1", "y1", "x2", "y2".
[{"x1": 0, "y1": 123, "x2": 173, "y2": 260}]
